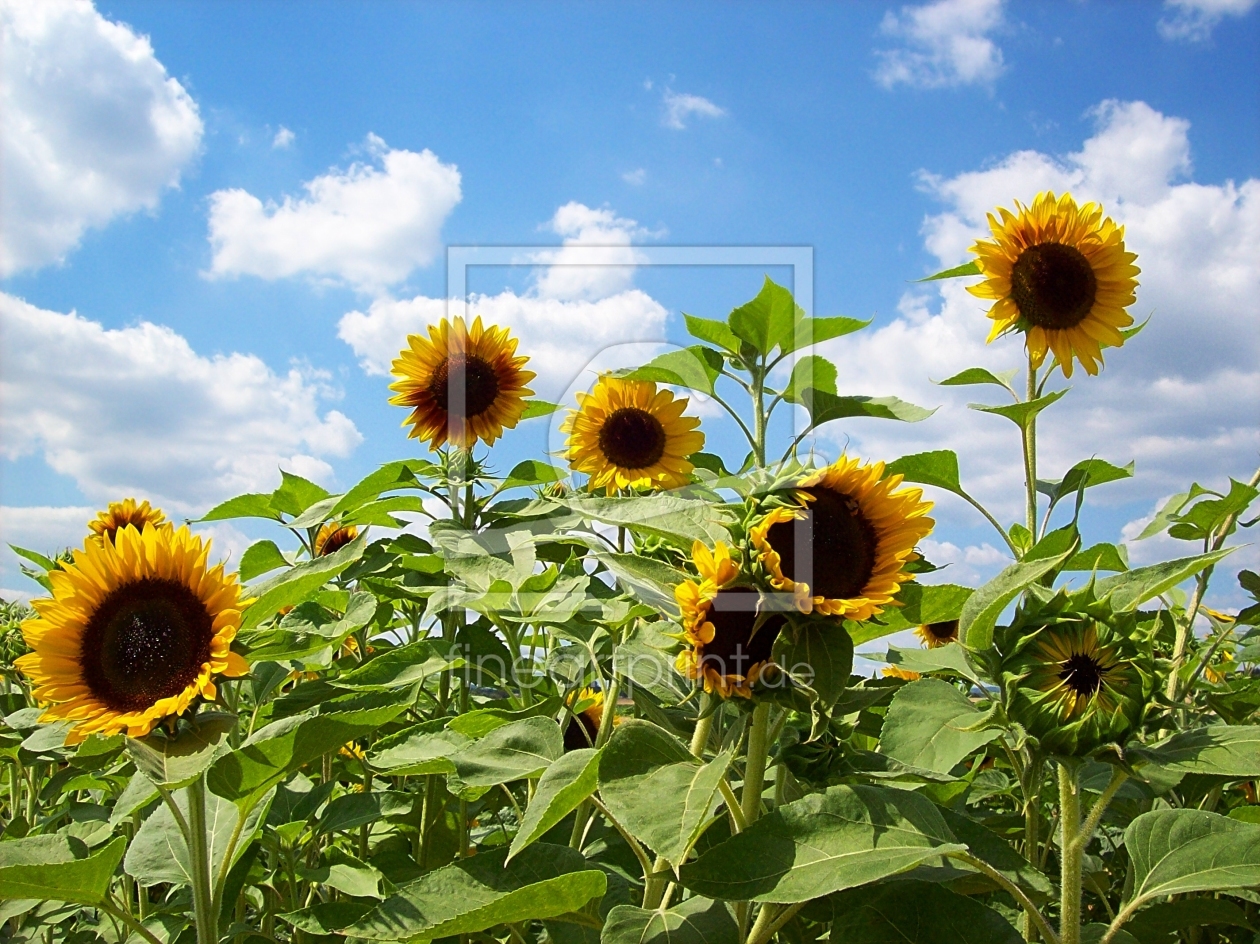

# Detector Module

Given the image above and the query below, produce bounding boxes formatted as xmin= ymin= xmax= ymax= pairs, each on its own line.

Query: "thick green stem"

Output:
xmin=741 ymin=702 xmax=772 ymax=826
xmin=1058 ymin=763 xmax=1083 ymax=944
xmin=186 ymin=777 xmax=218 ymax=944
xmin=750 ymin=367 xmax=767 ymax=467
xmin=1024 ymin=356 xmax=1040 ymax=540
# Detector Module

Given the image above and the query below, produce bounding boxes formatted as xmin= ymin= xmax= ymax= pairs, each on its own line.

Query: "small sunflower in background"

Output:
xmin=389 ymin=316 xmax=535 ymax=451
xmin=882 ymin=665 xmax=921 ymax=681
xmin=676 ymin=541 xmax=786 ymax=699
xmin=750 ymin=456 xmax=934 ymax=621
xmin=968 ymin=191 xmax=1139 ymax=379
xmin=88 ymin=499 xmax=167 ymax=545
xmin=915 ymin=620 xmax=960 ymax=649
xmin=15 ymin=523 xmax=249 ymax=743
xmin=563 ymin=687 xmax=606 ymax=751
xmin=562 ymin=375 xmax=704 ymax=495
xmin=315 ymin=521 xmax=358 ymax=556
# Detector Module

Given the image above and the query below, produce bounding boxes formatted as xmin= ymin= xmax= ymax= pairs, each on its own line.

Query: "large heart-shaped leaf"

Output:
xmin=878 ymin=679 xmax=1000 ymax=774
xmin=0 ymin=834 xmax=126 ymax=904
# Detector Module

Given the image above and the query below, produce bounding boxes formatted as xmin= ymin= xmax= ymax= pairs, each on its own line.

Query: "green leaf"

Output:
xmin=508 ymin=748 xmax=601 ymax=861
xmin=1124 ymin=809 xmax=1260 ymax=910
xmin=502 ymin=460 xmax=565 ymax=491
xmin=599 ymin=720 xmax=732 ymax=866
xmin=8 ymin=544 xmax=59 ymax=573
xmin=0 ymin=834 xmax=126 ymax=904
xmin=447 ymin=699 xmax=561 ymax=739
xmin=879 ymin=679 xmax=1000 ymax=773
xmin=288 ymin=495 xmax=342 ymax=529
xmin=621 ymin=346 xmax=725 ymax=396
xmin=125 ymin=787 xmax=271 ymax=887
xmin=796 ymin=389 xmax=935 ymax=429
xmin=960 ymin=551 xmax=1071 ymax=649
xmin=1135 ymin=491 xmax=1192 ymax=541
xmin=269 ymin=471 xmax=331 ymax=517
xmin=935 ymin=367 xmax=1019 ymax=390
xmin=678 ymin=784 xmax=965 ymax=903
xmin=344 ymin=844 xmax=606 ymax=942
xmin=208 ymin=701 xmax=407 ymax=802
xmin=884 ymin=643 xmax=984 ymax=687
xmin=240 ymin=540 xmax=289 ymax=582
xmin=299 ymin=857 xmax=386 ymax=899
xmin=884 ymin=450 xmax=964 ymax=497
xmin=198 ymin=493 xmax=282 ymax=523
xmin=1125 ymin=898 xmax=1253 ymax=942
xmin=1134 ymin=725 xmax=1260 ymax=778
xmin=332 ymin=641 xmax=462 ymax=691
xmin=936 ymin=807 xmax=1053 ymax=901
xmin=774 ymin=621 xmax=853 ymax=711
xmin=602 ymin=898 xmax=738 ymax=944
xmin=917 ymin=261 xmax=981 ymax=281
xmin=601 ymin=552 xmax=687 ymax=610
xmin=318 ymin=791 xmax=413 ymax=834
xmin=683 ymin=313 xmax=741 ymax=353
xmin=1094 ymin=548 xmax=1236 ymax=612
xmin=561 ymin=495 xmax=732 ymax=548
xmin=332 ymin=460 xmax=436 ymax=517
xmin=1063 ymin=543 xmax=1128 ymax=573
xmin=241 ymin=533 xmax=367 ymax=629
xmin=786 ymin=315 xmax=871 ymax=354
xmin=785 ymin=355 xmax=837 ymax=400
xmin=1037 ymin=458 xmax=1134 ymax=507
xmin=522 ymin=399 xmax=562 ymax=419
xmin=369 ymin=720 xmax=469 ymax=776
xmin=848 ymin=583 xmax=974 ymax=643
xmin=450 ymin=716 xmax=564 ymax=788
xmin=970 ymin=388 xmax=1068 ymax=430
xmin=828 ymin=879 xmax=1022 ymax=943
xmin=280 ymin=901 xmax=375 ymax=935
xmin=125 ymin=714 xmax=237 ymax=789
xmin=728 ymin=276 xmax=798 ymax=356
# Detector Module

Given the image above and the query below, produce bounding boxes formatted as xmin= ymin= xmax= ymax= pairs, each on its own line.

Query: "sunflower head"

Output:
xmin=967 ymin=191 xmax=1139 ymax=379
xmin=562 ymin=375 xmax=705 ymax=495
xmin=998 ymin=586 xmax=1154 ymax=757
xmin=882 ymin=665 xmax=922 ymax=681
xmin=14 ymin=523 xmax=249 ymax=744
xmin=915 ymin=620 xmax=960 ymax=649
xmin=315 ymin=521 xmax=358 ymax=557
xmin=563 ymin=686 xmax=606 ymax=751
xmin=749 ymin=456 xmax=934 ymax=621
xmin=675 ymin=541 xmax=787 ymax=699
xmin=88 ymin=499 xmax=168 ymax=545
xmin=388 ymin=316 xmax=536 ymax=451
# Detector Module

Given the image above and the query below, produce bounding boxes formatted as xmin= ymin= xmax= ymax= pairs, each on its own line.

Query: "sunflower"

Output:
xmin=315 ymin=521 xmax=358 ymax=557
xmin=882 ymin=665 xmax=922 ymax=681
xmin=562 ymin=375 xmax=705 ymax=495
xmin=14 ymin=524 xmax=248 ymax=744
xmin=967 ymin=191 xmax=1140 ymax=379
xmin=750 ymin=456 xmax=934 ymax=621
xmin=389 ymin=316 xmax=536 ymax=451
xmin=563 ymin=687 xmax=606 ymax=751
xmin=88 ymin=499 xmax=167 ymax=545
xmin=675 ymin=541 xmax=786 ymax=699
xmin=915 ymin=620 xmax=959 ymax=649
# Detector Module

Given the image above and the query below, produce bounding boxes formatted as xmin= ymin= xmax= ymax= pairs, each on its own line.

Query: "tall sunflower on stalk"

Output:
xmin=16 ymin=522 xmax=248 ymax=744
xmin=88 ymin=498 xmax=168 ymax=545
xmin=750 ymin=455 xmax=934 ymax=620
xmin=676 ymin=541 xmax=787 ymax=699
xmin=968 ymin=190 xmax=1139 ymax=379
xmin=389 ymin=315 xmax=536 ymax=451
xmin=563 ymin=374 xmax=705 ymax=495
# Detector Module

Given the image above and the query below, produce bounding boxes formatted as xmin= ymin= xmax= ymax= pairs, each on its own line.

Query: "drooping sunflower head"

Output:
xmin=675 ymin=542 xmax=786 ymax=699
xmin=562 ymin=375 xmax=705 ymax=495
xmin=998 ymin=586 xmax=1153 ymax=757
xmin=915 ymin=620 xmax=960 ymax=649
xmin=967 ymin=191 xmax=1140 ymax=379
xmin=14 ymin=524 xmax=249 ymax=744
xmin=388 ymin=316 xmax=536 ymax=451
xmin=88 ymin=499 xmax=168 ymax=546
xmin=750 ymin=456 xmax=934 ymax=621
xmin=315 ymin=521 xmax=358 ymax=557
xmin=563 ymin=686 xmax=606 ymax=751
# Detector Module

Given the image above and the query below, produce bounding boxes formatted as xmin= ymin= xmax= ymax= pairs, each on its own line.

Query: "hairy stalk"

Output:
xmin=741 ymin=702 xmax=771 ymax=826
xmin=186 ymin=777 xmax=217 ymax=944
xmin=1058 ymin=763 xmax=1083 ymax=944
xmin=1024 ymin=355 xmax=1040 ymax=540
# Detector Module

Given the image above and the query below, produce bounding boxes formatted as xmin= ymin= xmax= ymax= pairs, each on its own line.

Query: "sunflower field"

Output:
xmin=4 ymin=192 xmax=1260 ymax=944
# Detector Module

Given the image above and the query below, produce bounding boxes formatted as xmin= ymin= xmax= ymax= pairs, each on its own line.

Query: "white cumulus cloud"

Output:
xmin=0 ymin=292 xmax=363 ymax=515
xmin=205 ymin=134 xmax=461 ymax=292
xmin=813 ymin=99 xmax=1260 ymax=540
xmin=1158 ymin=0 xmax=1258 ymax=41
xmin=338 ymin=202 xmax=669 ymax=402
xmin=874 ymin=0 xmax=1006 ymax=89
xmin=662 ymin=90 xmax=726 ymax=130
xmin=0 ymin=0 xmax=203 ymax=276
xmin=272 ymin=126 xmax=295 ymax=149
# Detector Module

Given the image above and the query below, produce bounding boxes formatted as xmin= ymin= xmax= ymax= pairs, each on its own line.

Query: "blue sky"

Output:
xmin=2 ymin=0 xmax=1258 ymax=614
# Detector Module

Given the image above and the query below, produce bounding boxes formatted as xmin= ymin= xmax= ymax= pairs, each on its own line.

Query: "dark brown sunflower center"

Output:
xmin=317 ymin=526 xmax=355 ymax=557
xmin=924 ymin=620 xmax=959 ymax=642
xmin=598 ymin=407 xmax=666 ymax=469
xmin=563 ymin=705 xmax=602 ymax=751
xmin=429 ymin=354 xmax=501 ymax=418
xmin=699 ymin=588 xmax=785 ymax=679
xmin=1059 ymin=652 xmax=1105 ymax=697
xmin=1010 ymin=242 xmax=1097 ymax=330
xmin=80 ymin=578 xmax=214 ymax=712
xmin=765 ymin=488 xmax=878 ymax=601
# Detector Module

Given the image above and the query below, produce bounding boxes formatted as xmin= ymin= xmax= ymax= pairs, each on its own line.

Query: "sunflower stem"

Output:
xmin=741 ymin=702 xmax=772 ymax=826
xmin=186 ymin=776 xmax=218 ymax=944
xmin=1057 ymin=763 xmax=1083 ymax=944
xmin=1024 ymin=354 xmax=1040 ymax=541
